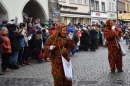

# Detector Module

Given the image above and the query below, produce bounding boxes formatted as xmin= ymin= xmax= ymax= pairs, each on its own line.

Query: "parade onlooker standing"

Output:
xmin=81 ymin=26 xmax=90 ymax=51
xmin=95 ymin=26 xmax=100 ymax=49
xmin=49 ymin=23 xmax=56 ymax=36
xmin=0 ymin=31 xmax=4 ymax=75
xmin=0 ymin=19 xmax=8 ymax=30
xmin=8 ymin=24 xmax=24 ymax=69
xmin=89 ymin=26 xmax=98 ymax=51
xmin=43 ymin=24 xmax=75 ymax=86
xmin=18 ymin=27 xmax=25 ymax=66
xmin=71 ymin=25 xmax=78 ymax=54
xmin=34 ymin=31 xmax=43 ymax=63
xmin=0 ymin=27 xmax=12 ymax=72
xmin=22 ymin=23 xmax=31 ymax=65
xmin=104 ymin=19 xmax=124 ymax=73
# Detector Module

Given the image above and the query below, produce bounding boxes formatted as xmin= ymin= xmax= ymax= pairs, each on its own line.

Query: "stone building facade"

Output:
xmin=0 ymin=0 xmax=49 ymax=23
xmin=58 ymin=0 xmax=91 ymax=25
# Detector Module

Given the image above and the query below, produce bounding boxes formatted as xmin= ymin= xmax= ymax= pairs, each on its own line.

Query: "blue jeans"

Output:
xmin=69 ymin=45 xmax=77 ymax=55
xmin=126 ymin=38 xmax=129 ymax=44
xmin=10 ymin=51 xmax=19 ymax=65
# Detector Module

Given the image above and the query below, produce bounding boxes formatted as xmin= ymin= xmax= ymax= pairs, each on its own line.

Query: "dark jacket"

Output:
xmin=82 ymin=29 xmax=90 ymax=44
xmin=0 ymin=34 xmax=4 ymax=53
xmin=89 ymin=30 xmax=98 ymax=40
xmin=73 ymin=29 xmax=79 ymax=45
xmin=9 ymin=31 xmax=24 ymax=51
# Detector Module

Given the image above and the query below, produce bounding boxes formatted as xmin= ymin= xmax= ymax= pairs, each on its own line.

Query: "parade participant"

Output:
xmin=104 ymin=19 xmax=124 ymax=73
xmin=42 ymin=24 xmax=75 ymax=86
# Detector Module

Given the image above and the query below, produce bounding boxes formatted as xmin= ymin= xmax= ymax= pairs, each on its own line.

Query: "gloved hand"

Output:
xmin=111 ymin=25 xmax=115 ymax=31
xmin=50 ymin=45 xmax=56 ymax=50
xmin=68 ymin=32 xmax=74 ymax=40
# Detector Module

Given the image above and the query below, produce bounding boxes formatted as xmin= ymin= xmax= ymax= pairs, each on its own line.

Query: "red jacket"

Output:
xmin=0 ymin=32 xmax=12 ymax=53
xmin=49 ymin=27 xmax=56 ymax=35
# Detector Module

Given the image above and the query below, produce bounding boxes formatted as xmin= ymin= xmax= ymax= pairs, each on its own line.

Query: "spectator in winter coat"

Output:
xmin=0 ymin=32 xmax=4 ymax=75
xmin=0 ymin=33 xmax=4 ymax=54
xmin=0 ymin=19 xmax=8 ymax=30
xmin=49 ymin=23 xmax=56 ymax=35
xmin=67 ymin=23 xmax=74 ymax=33
xmin=69 ymin=25 xmax=78 ymax=55
xmin=81 ymin=26 xmax=90 ymax=51
xmin=8 ymin=24 xmax=24 ymax=69
xmin=22 ymin=23 xmax=31 ymax=65
xmin=89 ymin=26 xmax=98 ymax=51
xmin=34 ymin=31 xmax=43 ymax=63
xmin=0 ymin=27 xmax=12 ymax=72
xmin=18 ymin=28 xmax=25 ymax=66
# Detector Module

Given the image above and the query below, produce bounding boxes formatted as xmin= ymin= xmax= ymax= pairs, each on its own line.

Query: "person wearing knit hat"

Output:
xmin=0 ymin=19 xmax=9 ymax=30
xmin=7 ymin=24 xmax=17 ymax=32
xmin=42 ymin=23 xmax=74 ymax=86
xmin=104 ymin=19 xmax=124 ymax=73
xmin=8 ymin=24 xmax=24 ymax=69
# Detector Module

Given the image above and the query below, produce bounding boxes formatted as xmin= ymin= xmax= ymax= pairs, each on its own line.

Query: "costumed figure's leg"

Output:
xmin=108 ymin=46 xmax=116 ymax=72
xmin=63 ymin=78 xmax=72 ymax=86
xmin=52 ymin=63 xmax=64 ymax=86
xmin=115 ymin=48 xmax=123 ymax=71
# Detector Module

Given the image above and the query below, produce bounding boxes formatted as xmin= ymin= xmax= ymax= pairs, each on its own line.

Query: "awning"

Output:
xmin=60 ymin=13 xmax=91 ymax=18
xmin=122 ymin=20 xmax=130 ymax=22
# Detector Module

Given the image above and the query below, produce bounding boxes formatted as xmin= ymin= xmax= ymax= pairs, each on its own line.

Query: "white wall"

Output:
xmin=1 ymin=0 xmax=49 ymax=23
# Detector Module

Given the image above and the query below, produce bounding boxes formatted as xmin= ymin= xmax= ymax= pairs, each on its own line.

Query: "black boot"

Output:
xmin=8 ymin=64 xmax=13 ymax=69
xmin=13 ymin=65 xmax=20 ymax=69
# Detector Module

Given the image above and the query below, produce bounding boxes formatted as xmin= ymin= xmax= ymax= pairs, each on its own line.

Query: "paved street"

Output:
xmin=0 ymin=40 xmax=130 ymax=86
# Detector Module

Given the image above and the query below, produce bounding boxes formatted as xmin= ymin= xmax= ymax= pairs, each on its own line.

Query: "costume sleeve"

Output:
xmin=65 ymin=39 xmax=75 ymax=50
xmin=104 ymin=28 xmax=115 ymax=41
xmin=42 ymin=35 xmax=55 ymax=58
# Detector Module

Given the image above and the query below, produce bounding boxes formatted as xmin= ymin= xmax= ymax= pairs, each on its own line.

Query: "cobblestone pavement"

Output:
xmin=0 ymin=41 xmax=130 ymax=86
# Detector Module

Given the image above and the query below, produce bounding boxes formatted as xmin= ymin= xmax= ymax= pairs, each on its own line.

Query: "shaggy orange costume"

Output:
xmin=43 ymin=24 xmax=74 ymax=86
xmin=104 ymin=20 xmax=124 ymax=73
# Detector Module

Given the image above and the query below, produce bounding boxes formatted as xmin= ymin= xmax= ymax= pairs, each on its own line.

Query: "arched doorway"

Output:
xmin=0 ymin=3 xmax=8 ymax=23
xmin=22 ymin=0 xmax=46 ymax=23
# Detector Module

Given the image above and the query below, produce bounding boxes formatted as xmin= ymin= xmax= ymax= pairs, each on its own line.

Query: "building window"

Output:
xmin=77 ymin=0 xmax=82 ymax=4
xmin=123 ymin=3 xmax=125 ymax=11
xmin=109 ymin=2 xmax=111 ymax=11
xmin=109 ymin=2 xmax=115 ymax=11
xmin=101 ymin=2 xmax=105 ymax=12
xmin=127 ymin=4 xmax=129 ymax=12
xmin=112 ymin=3 xmax=114 ymax=11
xmin=84 ymin=0 xmax=88 ymax=5
xmin=91 ymin=0 xmax=94 ymax=11
xmin=95 ymin=1 xmax=99 ymax=11
xmin=70 ymin=0 xmax=75 ymax=3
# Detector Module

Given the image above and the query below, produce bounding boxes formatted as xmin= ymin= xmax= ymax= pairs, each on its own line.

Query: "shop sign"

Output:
xmin=110 ymin=14 xmax=115 ymax=17
xmin=54 ymin=10 xmax=60 ymax=14
xmin=96 ymin=12 xmax=100 ymax=16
